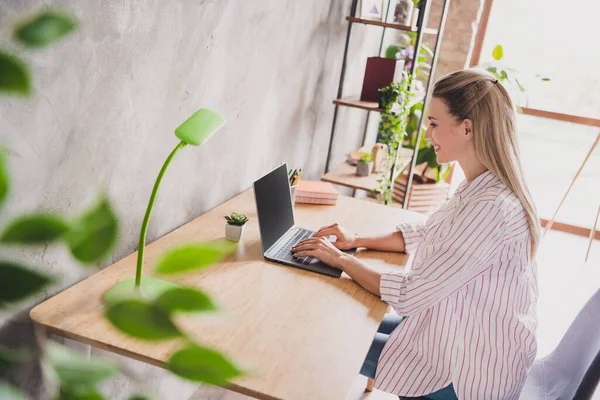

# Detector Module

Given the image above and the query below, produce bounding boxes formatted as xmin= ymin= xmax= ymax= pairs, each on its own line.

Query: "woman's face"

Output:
xmin=424 ymin=97 xmax=472 ymax=164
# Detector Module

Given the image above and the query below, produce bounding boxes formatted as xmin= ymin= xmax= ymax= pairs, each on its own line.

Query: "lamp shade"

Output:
xmin=174 ymin=108 xmax=226 ymax=146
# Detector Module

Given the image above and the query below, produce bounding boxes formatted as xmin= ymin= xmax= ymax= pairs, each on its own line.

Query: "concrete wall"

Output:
xmin=0 ymin=0 xmax=381 ymax=398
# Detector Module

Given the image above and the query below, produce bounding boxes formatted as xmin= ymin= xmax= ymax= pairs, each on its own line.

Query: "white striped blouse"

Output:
xmin=377 ymin=171 xmax=538 ymax=399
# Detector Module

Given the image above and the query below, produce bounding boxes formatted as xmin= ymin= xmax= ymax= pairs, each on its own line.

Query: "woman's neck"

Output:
xmin=459 ymin=157 xmax=488 ymax=182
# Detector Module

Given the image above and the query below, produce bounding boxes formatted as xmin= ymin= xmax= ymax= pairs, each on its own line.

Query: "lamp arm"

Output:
xmin=135 ymin=140 xmax=187 ymax=287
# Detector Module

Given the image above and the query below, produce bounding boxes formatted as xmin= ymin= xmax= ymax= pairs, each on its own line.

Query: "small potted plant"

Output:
xmin=356 ymin=153 xmax=374 ymax=177
xmin=225 ymin=212 xmax=248 ymax=242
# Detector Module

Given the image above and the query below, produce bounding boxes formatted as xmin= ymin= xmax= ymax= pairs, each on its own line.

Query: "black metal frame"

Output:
xmin=323 ymin=0 xmax=451 ymax=209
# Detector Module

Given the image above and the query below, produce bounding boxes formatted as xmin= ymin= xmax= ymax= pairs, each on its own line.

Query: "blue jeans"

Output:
xmin=360 ymin=313 xmax=458 ymax=400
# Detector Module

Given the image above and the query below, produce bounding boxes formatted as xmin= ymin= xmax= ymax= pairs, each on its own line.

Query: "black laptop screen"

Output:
xmin=254 ymin=164 xmax=295 ymax=252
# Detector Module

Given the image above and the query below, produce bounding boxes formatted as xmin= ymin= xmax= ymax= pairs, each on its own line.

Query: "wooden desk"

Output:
xmin=30 ymin=190 xmax=424 ymax=400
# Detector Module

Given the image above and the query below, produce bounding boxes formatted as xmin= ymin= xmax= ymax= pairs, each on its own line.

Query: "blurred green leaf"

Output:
xmin=155 ymin=241 xmax=236 ymax=275
xmin=500 ymin=70 xmax=510 ymax=83
xmin=0 ymin=150 xmax=8 ymax=206
xmin=0 ymin=261 xmax=53 ymax=307
xmin=486 ymin=66 xmax=497 ymax=74
xmin=14 ymin=11 xmax=76 ymax=48
xmin=1 ymin=214 xmax=70 ymax=244
xmin=0 ymin=51 xmax=30 ymax=95
xmin=515 ymin=78 xmax=526 ymax=92
xmin=155 ymin=287 xmax=217 ymax=314
xmin=385 ymin=44 xmax=402 ymax=59
xmin=0 ymin=383 xmax=30 ymax=400
xmin=105 ymin=299 xmax=181 ymax=341
xmin=128 ymin=396 xmax=152 ymax=400
xmin=492 ymin=44 xmax=503 ymax=61
xmin=166 ymin=344 xmax=244 ymax=385
xmin=66 ymin=197 xmax=118 ymax=263
xmin=47 ymin=342 xmax=117 ymax=388
xmin=535 ymin=73 xmax=550 ymax=81
xmin=0 ymin=346 xmax=31 ymax=374
xmin=55 ymin=386 xmax=105 ymax=400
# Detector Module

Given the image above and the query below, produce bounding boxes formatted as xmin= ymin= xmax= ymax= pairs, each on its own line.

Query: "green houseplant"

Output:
xmin=104 ymin=108 xmax=227 ymax=303
xmin=375 ymin=75 xmax=413 ymax=204
xmin=225 ymin=212 xmax=248 ymax=242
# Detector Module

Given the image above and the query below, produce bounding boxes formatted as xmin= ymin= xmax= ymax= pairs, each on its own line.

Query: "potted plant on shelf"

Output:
xmin=356 ymin=153 xmax=374 ymax=177
xmin=225 ymin=212 xmax=248 ymax=242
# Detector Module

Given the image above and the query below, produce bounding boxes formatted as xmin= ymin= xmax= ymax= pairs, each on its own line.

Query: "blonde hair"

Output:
xmin=432 ymin=69 xmax=540 ymax=258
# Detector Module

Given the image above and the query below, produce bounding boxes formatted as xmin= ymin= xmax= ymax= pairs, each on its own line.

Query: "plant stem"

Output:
xmin=135 ymin=141 xmax=187 ymax=287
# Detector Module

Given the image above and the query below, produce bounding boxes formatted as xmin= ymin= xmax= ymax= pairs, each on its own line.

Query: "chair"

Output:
xmin=520 ymin=288 xmax=600 ymax=399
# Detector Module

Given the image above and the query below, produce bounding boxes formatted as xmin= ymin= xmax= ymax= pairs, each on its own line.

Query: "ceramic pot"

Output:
xmin=356 ymin=162 xmax=373 ymax=177
xmin=225 ymin=223 xmax=246 ymax=241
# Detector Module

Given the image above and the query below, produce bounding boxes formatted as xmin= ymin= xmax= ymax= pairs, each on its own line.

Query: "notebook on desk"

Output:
xmin=296 ymin=180 xmax=339 ymax=205
xmin=253 ymin=164 xmax=354 ymax=278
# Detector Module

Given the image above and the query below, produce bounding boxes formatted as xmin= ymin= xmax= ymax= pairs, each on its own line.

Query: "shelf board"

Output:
xmin=333 ymin=98 xmax=382 ymax=113
xmin=333 ymin=90 xmax=425 ymax=113
xmin=347 ymin=16 xmax=438 ymax=35
xmin=321 ymin=148 xmax=414 ymax=193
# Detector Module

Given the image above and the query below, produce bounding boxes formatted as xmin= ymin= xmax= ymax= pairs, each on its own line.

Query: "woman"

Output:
xmin=292 ymin=69 xmax=539 ymax=399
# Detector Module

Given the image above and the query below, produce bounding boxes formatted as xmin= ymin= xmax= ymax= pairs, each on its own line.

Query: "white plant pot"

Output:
xmin=225 ymin=223 xmax=246 ymax=242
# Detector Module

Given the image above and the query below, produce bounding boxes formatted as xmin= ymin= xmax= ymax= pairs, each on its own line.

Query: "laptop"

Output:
xmin=253 ymin=164 xmax=354 ymax=278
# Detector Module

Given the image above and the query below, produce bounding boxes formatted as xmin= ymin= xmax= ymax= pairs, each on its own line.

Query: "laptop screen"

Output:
xmin=254 ymin=164 xmax=295 ymax=252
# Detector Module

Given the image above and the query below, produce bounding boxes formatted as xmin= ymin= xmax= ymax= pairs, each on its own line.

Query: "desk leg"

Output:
xmin=33 ymin=323 xmax=59 ymax=396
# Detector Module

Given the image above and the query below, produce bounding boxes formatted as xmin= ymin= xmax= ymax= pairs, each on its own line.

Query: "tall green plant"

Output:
xmin=375 ymin=75 xmax=413 ymax=205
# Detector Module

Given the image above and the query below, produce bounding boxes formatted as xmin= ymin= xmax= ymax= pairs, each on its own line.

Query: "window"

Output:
xmin=473 ymin=0 xmax=600 ymax=230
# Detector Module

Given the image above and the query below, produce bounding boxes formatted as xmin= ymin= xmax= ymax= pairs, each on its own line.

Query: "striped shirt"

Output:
xmin=377 ymin=171 xmax=538 ymax=399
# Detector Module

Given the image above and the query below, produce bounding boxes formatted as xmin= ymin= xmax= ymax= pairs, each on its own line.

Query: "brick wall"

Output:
xmin=425 ymin=0 xmax=485 ymax=82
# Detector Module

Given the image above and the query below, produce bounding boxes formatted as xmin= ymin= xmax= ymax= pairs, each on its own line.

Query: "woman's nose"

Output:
xmin=424 ymin=126 xmax=432 ymax=141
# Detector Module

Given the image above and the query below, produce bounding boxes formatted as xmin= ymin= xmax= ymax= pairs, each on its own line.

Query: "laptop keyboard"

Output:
xmin=272 ymin=228 xmax=315 ymax=265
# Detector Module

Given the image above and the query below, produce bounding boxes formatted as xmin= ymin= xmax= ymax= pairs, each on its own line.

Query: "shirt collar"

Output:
xmin=455 ymin=170 xmax=496 ymax=197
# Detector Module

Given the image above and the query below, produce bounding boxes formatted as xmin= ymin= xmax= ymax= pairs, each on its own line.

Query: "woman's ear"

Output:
xmin=463 ymin=119 xmax=474 ymax=140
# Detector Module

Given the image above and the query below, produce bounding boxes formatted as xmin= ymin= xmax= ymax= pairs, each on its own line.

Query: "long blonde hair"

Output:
xmin=432 ymin=69 xmax=540 ymax=258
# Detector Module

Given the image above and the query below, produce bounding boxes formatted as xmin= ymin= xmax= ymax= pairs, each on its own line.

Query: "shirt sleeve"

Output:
xmin=397 ymin=220 xmax=427 ymax=254
xmin=381 ymin=200 xmax=506 ymax=316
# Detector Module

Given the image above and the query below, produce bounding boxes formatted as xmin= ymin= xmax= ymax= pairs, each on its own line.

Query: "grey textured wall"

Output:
xmin=0 ymin=0 xmax=382 ymax=398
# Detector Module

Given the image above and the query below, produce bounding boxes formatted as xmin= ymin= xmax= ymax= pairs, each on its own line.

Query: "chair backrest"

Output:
xmin=541 ymin=288 xmax=600 ymax=399
xmin=574 ymin=348 xmax=600 ymax=399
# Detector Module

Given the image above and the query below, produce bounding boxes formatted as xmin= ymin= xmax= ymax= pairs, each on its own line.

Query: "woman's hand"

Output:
xmin=291 ymin=236 xmax=349 ymax=270
xmin=313 ymin=223 xmax=357 ymax=250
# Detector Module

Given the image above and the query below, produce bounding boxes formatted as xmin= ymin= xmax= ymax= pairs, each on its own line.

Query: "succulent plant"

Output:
xmin=225 ymin=212 xmax=248 ymax=226
xmin=359 ymin=153 xmax=373 ymax=163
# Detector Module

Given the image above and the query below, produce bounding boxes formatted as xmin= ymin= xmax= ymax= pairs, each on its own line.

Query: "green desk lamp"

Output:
xmin=103 ymin=108 xmax=226 ymax=304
